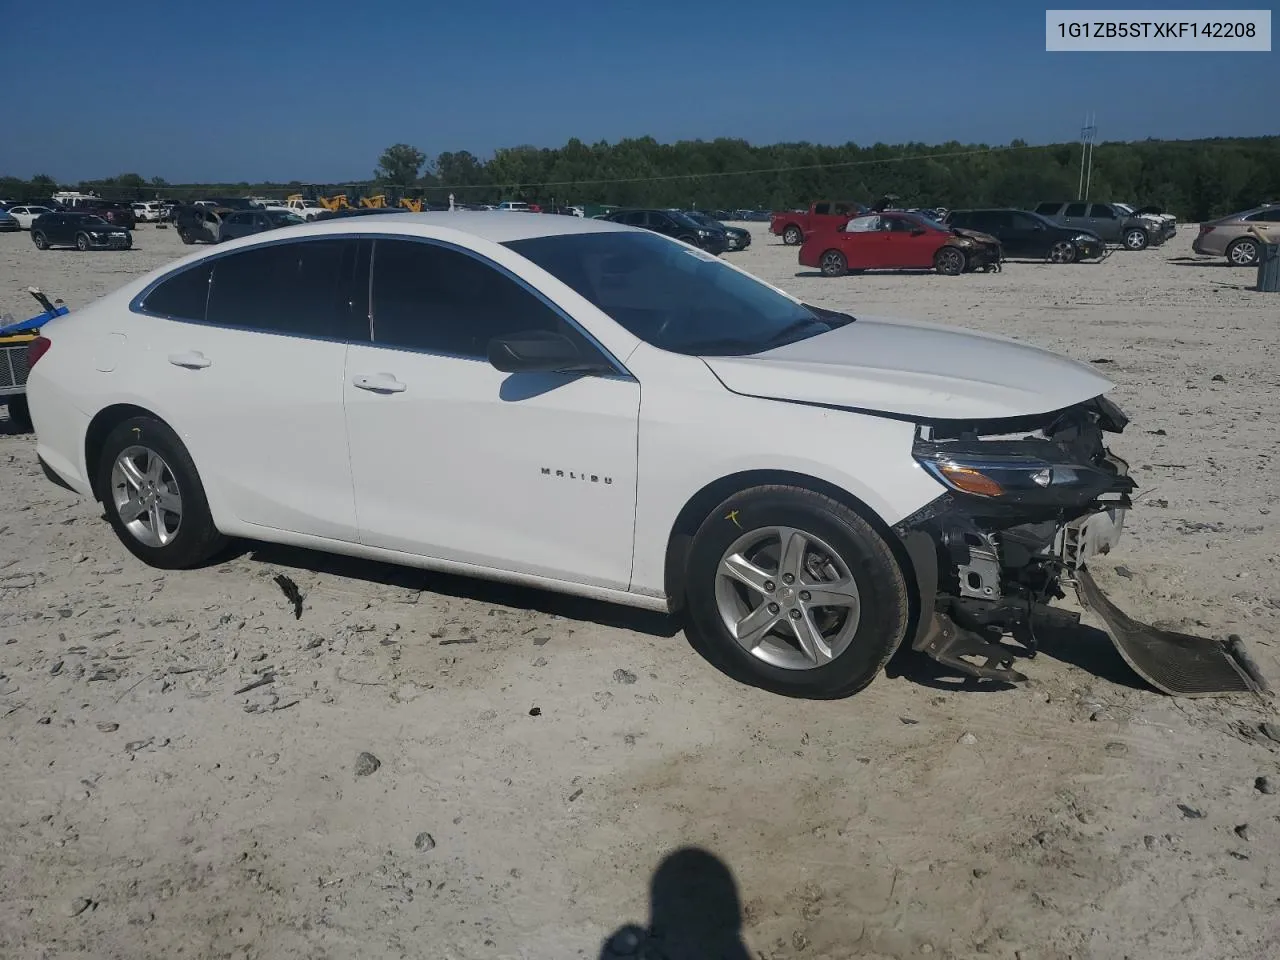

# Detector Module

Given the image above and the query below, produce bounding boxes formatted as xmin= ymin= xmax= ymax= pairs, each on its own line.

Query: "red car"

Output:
xmin=799 ymin=211 xmax=1001 ymax=276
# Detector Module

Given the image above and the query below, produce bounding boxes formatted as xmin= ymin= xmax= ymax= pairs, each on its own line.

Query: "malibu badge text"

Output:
xmin=541 ymin=468 xmax=612 ymax=485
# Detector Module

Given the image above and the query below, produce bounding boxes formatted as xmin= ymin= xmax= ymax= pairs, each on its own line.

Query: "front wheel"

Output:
xmin=76 ymin=233 xmax=90 ymax=251
xmin=1227 ymin=237 xmax=1260 ymax=267
xmin=819 ymin=249 xmax=848 ymax=277
xmin=97 ymin=416 xmax=227 ymax=569
xmin=1047 ymin=240 xmax=1077 ymax=264
xmin=934 ymin=246 xmax=966 ymax=275
xmin=32 ymin=230 xmax=49 ymax=250
xmin=782 ymin=225 xmax=803 ymax=245
xmin=179 ymin=229 xmax=195 ymax=244
xmin=684 ymin=485 xmax=909 ymax=698
xmin=1123 ymin=228 xmax=1148 ymax=251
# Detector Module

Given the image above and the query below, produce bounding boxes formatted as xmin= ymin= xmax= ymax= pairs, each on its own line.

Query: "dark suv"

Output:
xmin=81 ymin=201 xmax=137 ymax=230
xmin=1033 ymin=201 xmax=1160 ymax=251
xmin=601 ymin=209 xmax=728 ymax=254
xmin=944 ymin=209 xmax=1104 ymax=263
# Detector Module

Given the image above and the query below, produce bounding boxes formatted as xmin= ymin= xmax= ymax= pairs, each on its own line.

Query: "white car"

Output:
xmin=496 ymin=201 xmax=531 ymax=212
xmin=7 ymin=205 xmax=54 ymax=229
xmin=25 ymin=214 xmax=1183 ymax=698
xmin=131 ymin=202 xmax=163 ymax=222
xmin=286 ymin=198 xmax=329 ymax=220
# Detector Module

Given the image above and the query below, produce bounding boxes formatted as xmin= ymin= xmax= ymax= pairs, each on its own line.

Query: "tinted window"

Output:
xmin=506 ymin=231 xmax=852 ymax=357
xmin=141 ymin=263 xmax=213 ymax=320
xmin=1064 ymin=203 xmax=1087 ymax=217
xmin=1035 ymin=202 xmax=1062 ymax=215
xmin=813 ymin=203 xmax=831 ymax=215
xmin=1245 ymin=208 xmax=1280 ymax=222
xmin=226 ymin=212 xmax=251 ymax=224
xmin=1011 ymin=212 xmax=1047 ymax=229
xmin=616 ymin=211 xmax=646 ymax=226
xmin=1088 ymin=204 xmax=1116 ymax=219
xmin=370 ymin=239 xmax=584 ymax=360
xmin=206 ymin=239 xmax=349 ymax=338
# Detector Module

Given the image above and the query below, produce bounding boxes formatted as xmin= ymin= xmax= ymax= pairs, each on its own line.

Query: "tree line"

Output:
xmin=3 ymin=135 xmax=1277 ymax=221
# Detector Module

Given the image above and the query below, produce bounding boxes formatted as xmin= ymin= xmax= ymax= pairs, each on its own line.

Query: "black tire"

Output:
xmin=1047 ymin=240 xmax=1077 ymax=264
xmin=1226 ymin=237 xmax=1260 ymax=267
xmin=179 ymin=229 xmax=195 ymax=244
xmin=782 ymin=225 xmax=803 ymax=246
xmin=1123 ymin=228 xmax=1148 ymax=251
xmin=934 ymin=246 xmax=966 ymax=275
xmin=32 ymin=230 xmax=49 ymax=250
xmin=684 ymin=485 xmax=909 ymax=699
xmin=5 ymin=395 xmax=31 ymax=432
xmin=819 ymin=249 xmax=847 ymax=277
xmin=677 ymin=234 xmax=697 ymax=245
xmin=76 ymin=233 xmax=90 ymax=251
xmin=96 ymin=416 xmax=227 ymax=569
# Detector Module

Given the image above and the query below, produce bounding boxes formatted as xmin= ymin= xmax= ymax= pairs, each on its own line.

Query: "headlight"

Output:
xmin=1073 ymin=234 xmax=1094 ymax=243
xmin=913 ymin=442 xmax=1134 ymax=505
xmin=697 ymin=229 xmax=710 ymax=237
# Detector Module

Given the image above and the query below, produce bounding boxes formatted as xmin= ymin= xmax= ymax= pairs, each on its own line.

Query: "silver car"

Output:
xmin=1192 ymin=204 xmax=1280 ymax=266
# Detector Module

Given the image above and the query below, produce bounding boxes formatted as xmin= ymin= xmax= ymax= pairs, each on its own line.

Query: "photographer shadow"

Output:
xmin=600 ymin=847 xmax=751 ymax=960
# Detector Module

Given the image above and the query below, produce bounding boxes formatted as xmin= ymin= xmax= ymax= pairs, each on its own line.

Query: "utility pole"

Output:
xmin=1077 ymin=113 xmax=1097 ymax=201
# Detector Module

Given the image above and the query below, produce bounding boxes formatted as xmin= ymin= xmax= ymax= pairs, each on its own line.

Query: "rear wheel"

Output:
xmin=76 ymin=233 xmax=90 ymax=251
xmin=684 ymin=485 xmax=909 ymax=698
xmin=934 ymin=246 xmax=966 ymax=275
xmin=819 ymin=249 xmax=848 ymax=277
xmin=782 ymin=225 xmax=803 ymax=245
xmin=32 ymin=230 xmax=49 ymax=250
xmin=97 ymin=416 xmax=227 ymax=569
xmin=179 ymin=229 xmax=195 ymax=244
xmin=1123 ymin=228 xmax=1148 ymax=251
xmin=1227 ymin=237 xmax=1260 ymax=266
xmin=1047 ymin=240 xmax=1077 ymax=264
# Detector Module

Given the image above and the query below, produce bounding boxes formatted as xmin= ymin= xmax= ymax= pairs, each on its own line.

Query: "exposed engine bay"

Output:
xmin=894 ymin=397 xmax=1266 ymax=696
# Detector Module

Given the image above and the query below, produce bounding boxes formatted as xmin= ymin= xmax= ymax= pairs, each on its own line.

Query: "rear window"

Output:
xmin=141 ymin=264 xmax=213 ymax=321
xmin=1245 ymin=208 xmax=1280 ymax=222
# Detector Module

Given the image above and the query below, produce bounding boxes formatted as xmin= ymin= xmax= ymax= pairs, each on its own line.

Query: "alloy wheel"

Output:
xmin=110 ymin=445 xmax=183 ymax=548
xmin=714 ymin=526 xmax=862 ymax=670
xmin=1229 ymin=240 xmax=1259 ymax=266
xmin=820 ymin=250 xmax=846 ymax=276
xmin=936 ymin=247 xmax=965 ymax=274
xmin=1048 ymin=240 xmax=1076 ymax=264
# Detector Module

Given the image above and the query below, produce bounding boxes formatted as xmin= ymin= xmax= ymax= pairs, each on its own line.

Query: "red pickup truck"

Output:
xmin=770 ymin=201 xmax=869 ymax=245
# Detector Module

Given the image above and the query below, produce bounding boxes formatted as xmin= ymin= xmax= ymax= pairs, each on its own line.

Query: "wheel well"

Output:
xmin=662 ymin=470 xmax=917 ymax=615
xmin=84 ymin=404 xmax=163 ymax=500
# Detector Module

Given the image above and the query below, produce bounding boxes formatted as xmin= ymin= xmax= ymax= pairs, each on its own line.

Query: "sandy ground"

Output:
xmin=1 ymin=221 xmax=1278 ymax=960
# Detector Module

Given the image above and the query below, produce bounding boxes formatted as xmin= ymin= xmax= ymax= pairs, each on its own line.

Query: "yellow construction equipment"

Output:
xmin=360 ymin=195 xmax=387 ymax=209
xmin=318 ymin=194 xmax=349 ymax=211
xmin=399 ymin=197 xmax=423 ymax=213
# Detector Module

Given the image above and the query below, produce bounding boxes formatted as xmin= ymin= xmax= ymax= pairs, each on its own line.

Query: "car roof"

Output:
xmin=236 ymin=211 xmax=635 ymax=243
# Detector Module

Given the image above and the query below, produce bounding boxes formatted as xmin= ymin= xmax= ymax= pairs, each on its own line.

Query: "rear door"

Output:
xmin=837 ymin=215 xmax=889 ymax=268
xmin=132 ymin=238 xmax=363 ymax=540
xmin=1060 ymin=202 xmax=1089 ymax=236
xmin=1007 ymin=211 xmax=1051 ymax=257
xmin=1085 ymin=204 xmax=1120 ymax=242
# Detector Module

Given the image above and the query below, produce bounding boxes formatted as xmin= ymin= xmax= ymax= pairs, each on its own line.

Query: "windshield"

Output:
xmin=506 ymin=231 xmax=852 ymax=356
xmin=1113 ymin=203 xmax=1135 ymax=214
xmin=268 ymin=211 xmax=304 ymax=225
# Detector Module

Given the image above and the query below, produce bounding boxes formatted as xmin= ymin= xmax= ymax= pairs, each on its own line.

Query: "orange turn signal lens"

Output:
xmin=937 ymin=463 xmax=1005 ymax=498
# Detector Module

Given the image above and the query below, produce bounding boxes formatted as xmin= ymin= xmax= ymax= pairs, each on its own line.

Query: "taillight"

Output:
xmin=27 ymin=336 xmax=51 ymax=368
xmin=1198 ymin=225 xmax=1214 ymax=235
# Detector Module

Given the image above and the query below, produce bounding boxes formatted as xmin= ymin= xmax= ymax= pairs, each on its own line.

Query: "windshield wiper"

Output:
xmin=801 ymin=303 xmax=856 ymax=326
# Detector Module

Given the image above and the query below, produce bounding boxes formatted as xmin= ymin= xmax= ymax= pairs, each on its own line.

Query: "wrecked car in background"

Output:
xmin=23 ymin=214 xmax=1264 ymax=700
xmin=800 ymin=211 xmax=1002 ymax=276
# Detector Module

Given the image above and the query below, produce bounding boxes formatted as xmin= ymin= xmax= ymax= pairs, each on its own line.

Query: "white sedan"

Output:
xmin=7 ymin=205 xmax=54 ymax=229
xmin=26 ymin=214 xmax=1142 ymax=697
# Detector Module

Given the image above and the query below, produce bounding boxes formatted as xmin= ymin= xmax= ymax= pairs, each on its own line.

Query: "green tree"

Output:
xmin=376 ymin=144 xmax=426 ymax=186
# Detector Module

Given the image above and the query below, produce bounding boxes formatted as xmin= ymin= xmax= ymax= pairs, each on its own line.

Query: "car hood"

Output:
xmin=701 ymin=315 xmax=1113 ymax=420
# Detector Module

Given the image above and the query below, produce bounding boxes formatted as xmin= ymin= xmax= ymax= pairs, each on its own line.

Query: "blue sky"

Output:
xmin=1 ymin=0 xmax=1274 ymax=182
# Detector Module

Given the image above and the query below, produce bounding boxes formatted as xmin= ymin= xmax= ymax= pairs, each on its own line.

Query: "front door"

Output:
xmin=134 ymin=238 xmax=363 ymax=540
xmin=343 ymin=238 xmax=640 ymax=589
xmin=1086 ymin=204 xmax=1121 ymax=242
xmin=881 ymin=216 xmax=937 ymax=268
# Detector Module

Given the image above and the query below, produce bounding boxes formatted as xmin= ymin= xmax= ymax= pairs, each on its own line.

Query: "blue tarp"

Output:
xmin=0 ymin=305 xmax=69 ymax=337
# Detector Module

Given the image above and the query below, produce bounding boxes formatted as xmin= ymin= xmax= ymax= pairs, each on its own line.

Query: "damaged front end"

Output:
xmin=894 ymin=396 xmax=1267 ymax=696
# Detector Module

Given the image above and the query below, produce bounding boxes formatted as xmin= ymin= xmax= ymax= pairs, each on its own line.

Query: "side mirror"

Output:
xmin=488 ymin=330 xmax=594 ymax=374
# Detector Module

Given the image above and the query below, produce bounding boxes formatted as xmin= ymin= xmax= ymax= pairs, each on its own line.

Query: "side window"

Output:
xmin=813 ymin=202 xmax=831 ymax=215
xmin=1035 ymin=202 xmax=1062 ymax=216
xmin=833 ymin=203 xmax=855 ymax=216
xmin=1063 ymin=203 xmax=1087 ymax=217
xmin=843 ymin=215 xmax=880 ymax=232
xmin=205 ymin=239 xmax=350 ymax=338
xmin=1011 ymin=212 xmax=1043 ymax=229
xmin=647 ymin=213 xmax=673 ymax=229
xmin=1088 ymin=204 xmax=1116 ymax=219
xmin=370 ymin=239 xmax=585 ymax=360
xmin=618 ymin=211 xmax=646 ymax=226
xmin=140 ymin=263 xmax=213 ymax=321
xmin=1245 ymin=209 xmax=1280 ymax=222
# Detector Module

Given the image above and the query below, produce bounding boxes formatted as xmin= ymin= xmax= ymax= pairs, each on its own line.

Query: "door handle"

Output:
xmin=352 ymin=373 xmax=407 ymax=394
xmin=168 ymin=351 xmax=211 ymax=369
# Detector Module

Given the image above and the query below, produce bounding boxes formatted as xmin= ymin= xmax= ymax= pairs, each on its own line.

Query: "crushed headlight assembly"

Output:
xmin=913 ymin=442 xmax=1134 ymax=507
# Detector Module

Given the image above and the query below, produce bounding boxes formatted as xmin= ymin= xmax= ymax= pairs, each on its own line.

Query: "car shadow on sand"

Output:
xmin=234 ymin=540 xmax=681 ymax=639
